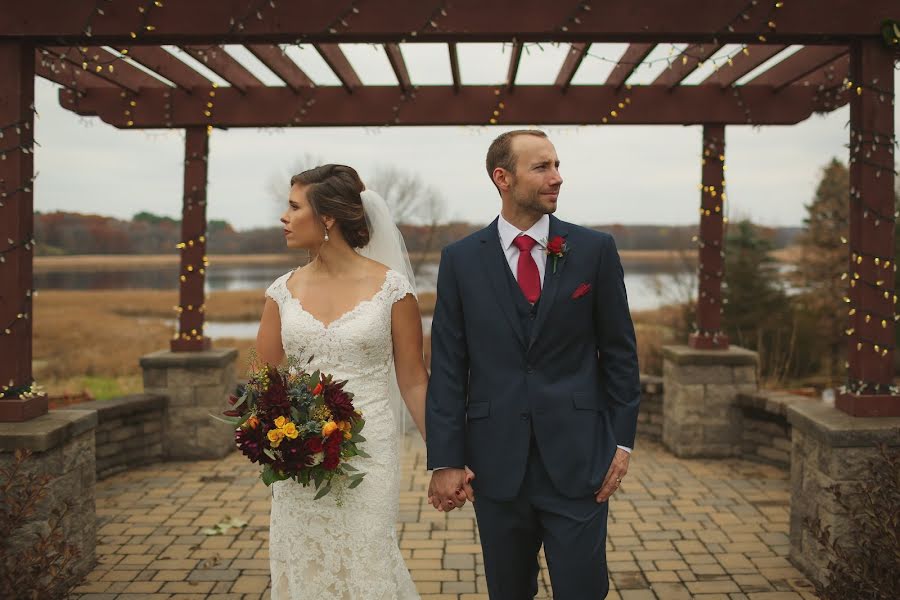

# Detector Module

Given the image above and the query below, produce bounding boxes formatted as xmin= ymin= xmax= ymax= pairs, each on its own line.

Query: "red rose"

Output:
xmin=547 ymin=235 xmax=565 ymax=255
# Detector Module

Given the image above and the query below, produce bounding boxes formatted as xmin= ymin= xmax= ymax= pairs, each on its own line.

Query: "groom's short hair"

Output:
xmin=486 ymin=129 xmax=548 ymax=185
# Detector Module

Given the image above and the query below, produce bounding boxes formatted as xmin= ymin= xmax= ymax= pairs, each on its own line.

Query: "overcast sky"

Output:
xmin=32 ymin=43 xmax=900 ymax=231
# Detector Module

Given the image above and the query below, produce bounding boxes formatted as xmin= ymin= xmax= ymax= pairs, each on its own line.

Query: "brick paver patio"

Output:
xmin=72 ymin=435 xmax=819 ymax=599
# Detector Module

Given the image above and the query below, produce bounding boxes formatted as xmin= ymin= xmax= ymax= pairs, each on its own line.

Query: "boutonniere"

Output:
xmin=543 ymin=235 xmax=569 ymax=273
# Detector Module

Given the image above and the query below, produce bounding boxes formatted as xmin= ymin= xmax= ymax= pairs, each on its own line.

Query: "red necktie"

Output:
xmin=512 ymin=235 xmax=541 ymax=303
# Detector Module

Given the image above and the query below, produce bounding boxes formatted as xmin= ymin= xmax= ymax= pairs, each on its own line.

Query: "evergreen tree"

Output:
xmin=792 ymin=158 xmax=849 ymax=382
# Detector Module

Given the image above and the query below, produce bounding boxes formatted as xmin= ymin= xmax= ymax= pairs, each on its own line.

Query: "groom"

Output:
xmin=425 ymin=130 xmax=640 ymax=599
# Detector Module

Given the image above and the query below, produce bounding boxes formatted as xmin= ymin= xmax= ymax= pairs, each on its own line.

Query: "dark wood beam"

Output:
xmin=700 ymin=44 xmax=787 ymax=87
xmin=246 ymin=44 xmax=314 ymax=92
xmin=62 ymin=84 xmax=833 ymax=128
xmin=506 ymin=42 xmax=522 ymax=92
xmin=44 ymin=45 xmax=166 ymax=94
xmin=35 ymin=48 xmax=118 ymax=91
xmin=384 ymin=43 xmax=412 ymax=94
xmin=653 ymin=43 xmax=721 ymax=88
xmin=2 ymin=0 xmax=894 ymax=44
xmin=315 ymin=43 xmax=361 ymax=92
xmin=744 ymin=45 xmax=848 ymax=90
xmin=124 ymin=46 xmax=211 ymax=91
xmin=448 ymin=43 xmax=461 ymax=93
xmin=605 ymin=43 xmax=654 ymax=88
xmin=180 ymin=45 xmax=263 ymax=93
xmin=555 ymin=43 xmax=588 ymax=92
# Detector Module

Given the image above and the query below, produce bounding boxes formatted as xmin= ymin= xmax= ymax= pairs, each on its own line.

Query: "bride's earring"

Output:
xmin=324 ymin=227 xmax=330 ymax=242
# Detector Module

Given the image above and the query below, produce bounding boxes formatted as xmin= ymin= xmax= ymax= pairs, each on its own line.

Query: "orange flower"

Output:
xmin=322 ymin=421 xmax=338 ymax=437
xmin=246 ymin=415 xmax=259 ymax=429
xmin=312 ymin=382 xmax=324 ymax=395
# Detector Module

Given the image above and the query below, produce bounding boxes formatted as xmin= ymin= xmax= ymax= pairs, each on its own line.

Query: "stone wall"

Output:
xmin=141 ymin=349 xmax=238 ymax=460
xmin=661 ymin=345 xmax=758 ymax=457
xmin=0 ymin=410 xmax=98 ymax=595
xmin=60 ymin=394 xmax=167 ymax=480
xmin=787 ymin=402 xmax=900 ymax=587
xmin=736 ymin=391 xmax=816 ymax=469
xmin=636 ymin=375 xmax=663 ymax=442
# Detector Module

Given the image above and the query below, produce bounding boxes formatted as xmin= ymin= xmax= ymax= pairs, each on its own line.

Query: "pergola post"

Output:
xmin=689 ymin=124 xmax=729 ymax=350
xmin=0 ymin=41 xmax=46 ymax=421
xmin=837 ymin=39 xmax=898 ymax=417
xmin=170 ymin=126 xmax=211 ymax=352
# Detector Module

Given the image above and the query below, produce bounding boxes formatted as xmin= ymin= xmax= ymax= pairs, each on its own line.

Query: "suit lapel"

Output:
xmin=528 ymin=215 xmax=570 ymax=352
xmin=479 ymin=219 xmax=527 ymax=350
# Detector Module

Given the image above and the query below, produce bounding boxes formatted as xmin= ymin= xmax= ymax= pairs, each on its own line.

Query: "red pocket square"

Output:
xmin=571 ymin=283 xmax=591 ymax=299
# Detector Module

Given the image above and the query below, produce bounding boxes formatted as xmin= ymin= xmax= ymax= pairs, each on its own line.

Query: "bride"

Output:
xmin=255 ymin=164 xmax=447 ymax=599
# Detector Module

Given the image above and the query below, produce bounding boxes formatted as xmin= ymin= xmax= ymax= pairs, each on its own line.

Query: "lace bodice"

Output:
xmin=265 ymin=268 xmax=414 ymax=390
xmin=263 ymin=267 xmax=420 ymax=600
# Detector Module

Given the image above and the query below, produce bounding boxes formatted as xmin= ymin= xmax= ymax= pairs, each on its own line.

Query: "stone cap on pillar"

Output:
xmin=140 ymin=348 xmax=238 ymax=369
xmin=0 ymin=409 xmax=97 ymax=452
xmin=787 ymin=401 xmax=900 ymax=447
xmin=662 ymin=344 xmax=758 ymax=367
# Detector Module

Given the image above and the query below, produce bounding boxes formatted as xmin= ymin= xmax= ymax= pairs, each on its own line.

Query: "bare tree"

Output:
xmin=367 ymin=166 xmax=446 ymax=275
xmin=267 ymin=153 xmax=323 ymax=207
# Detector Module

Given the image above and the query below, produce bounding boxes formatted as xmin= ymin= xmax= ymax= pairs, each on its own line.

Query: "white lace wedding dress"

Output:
xmin=263 ymin=267 xmax=420 ymax=599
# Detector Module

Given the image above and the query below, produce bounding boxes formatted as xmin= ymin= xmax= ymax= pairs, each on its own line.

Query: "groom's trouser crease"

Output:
xmin=472 ymin=432 xmax=609 ymax=599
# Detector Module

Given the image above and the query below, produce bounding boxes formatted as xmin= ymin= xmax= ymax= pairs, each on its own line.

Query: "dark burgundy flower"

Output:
xmin=258 ymin=365 xmax=290 ymax=418
xmin=235 ymin=427 xmax=268 ymax=464
xmin=323 ymin=431 xmax=343 ymax=470
xmin=324 ymin=381 xmax=356 ymax=422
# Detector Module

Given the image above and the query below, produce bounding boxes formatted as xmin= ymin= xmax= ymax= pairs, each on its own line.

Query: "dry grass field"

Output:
xmin=33 ymin=288 xmax=437 ymax=401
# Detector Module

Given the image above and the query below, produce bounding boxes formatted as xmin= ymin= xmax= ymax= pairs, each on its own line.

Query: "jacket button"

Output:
xmin=520 ymin=413 xmax=530 ymax=420
xmin=526 ymin=366 xmax=534 ymax=374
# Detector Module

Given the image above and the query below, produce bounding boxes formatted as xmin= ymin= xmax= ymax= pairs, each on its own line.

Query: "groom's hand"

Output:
xmin=428 ymin=468 xmax=475 ymax=511
xmin=595 ymin=448 xmax=630 ymax=503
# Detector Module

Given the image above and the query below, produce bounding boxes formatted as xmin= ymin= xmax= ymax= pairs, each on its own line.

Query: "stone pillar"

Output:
xmin=0 ymin=410 xmax=98 ymax=595
xmin=140 ymin=348 xmax=237 ymax=460
xmin=787 ymin=401 xmax=900 ymax=586
xmin=661 ymin=345 xmax=758 ymax=457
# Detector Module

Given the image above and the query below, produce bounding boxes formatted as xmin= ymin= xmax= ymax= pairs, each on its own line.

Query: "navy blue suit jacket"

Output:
xmin=425 ymin=215 xmax=641 ymax=500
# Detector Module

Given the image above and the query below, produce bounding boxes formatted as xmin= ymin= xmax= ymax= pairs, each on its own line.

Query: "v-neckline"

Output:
xmin=283 ymin=268 xmax=393 ymax=330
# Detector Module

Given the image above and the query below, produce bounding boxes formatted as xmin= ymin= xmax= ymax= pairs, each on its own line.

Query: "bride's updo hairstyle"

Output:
xmin=290 ymin=164 xmax=371 ymax=249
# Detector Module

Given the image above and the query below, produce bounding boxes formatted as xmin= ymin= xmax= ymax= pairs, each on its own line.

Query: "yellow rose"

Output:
xmin=281 ymin=422 xmax=299 ymax=439
xmin=267 ymin=429 xmax=284 ymax=448
xmin=273 ymin=416 xmax=288 ymax=429
xmin=344 ymin=431 xmax=352 ymax=440
xmin=322 ymin=421 xmax=338 ymax=437
xmin=338 ymin=421 xmax=352 ymax=433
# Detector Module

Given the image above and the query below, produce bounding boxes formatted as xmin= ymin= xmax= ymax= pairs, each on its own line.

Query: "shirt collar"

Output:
xmin=497 ymin=213 xmax=550 ymax=250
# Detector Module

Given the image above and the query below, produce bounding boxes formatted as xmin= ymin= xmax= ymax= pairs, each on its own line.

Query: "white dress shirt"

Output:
xmin=497 ymin=213 xmax=632 ymax=455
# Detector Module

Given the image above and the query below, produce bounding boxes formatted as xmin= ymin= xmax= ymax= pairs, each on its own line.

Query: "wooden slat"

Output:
xmin=125 ymin=46 xmax=212 ymax=90
xmin=604 ymin=43 xmax=654 ymax=88
xmin=315 ymin=44 xmax=362 ymax=92
xmin=653 ymin=43 xmax=721 ymax=88
xmin=701 ymin=45 xmax=787 ymax=87
xmin=555 ymin=43 xmax=588 ymax=92
xmin=181 ymin=45 xmax=263 ymax=93
xmin=384 ymin=43 xmax=412 ymax=94
xmin=449 ymin=43 xmax=461 ymax=93
xmin=246 ymin=44 xmax=314 ymax=92
xmin=45 ymin=46 xmax=166 ymax=93
xmin=35 ymin=48 xmax=117 ymax=91
xmin=796 ymin=53 xmax=849 ymax=88
xmin=744 ymin=45 xmax=848 ymax=90
xmin=506 ymin=42 xmax=522 ymax=92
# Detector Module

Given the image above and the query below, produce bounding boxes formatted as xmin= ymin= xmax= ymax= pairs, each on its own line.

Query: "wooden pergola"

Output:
xmin=1 ymin=0 xmax=897 ymax=418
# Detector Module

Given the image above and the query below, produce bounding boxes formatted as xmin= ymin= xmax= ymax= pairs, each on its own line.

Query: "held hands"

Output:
xmin=427 ymin=467 xmax=476 ymax=512
xmin=594 ymin=448 xmax=630 ymax=503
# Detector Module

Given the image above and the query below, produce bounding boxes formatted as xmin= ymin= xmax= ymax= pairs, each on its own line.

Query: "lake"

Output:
xmin=36 ymin=259 xmax=691 ymax=340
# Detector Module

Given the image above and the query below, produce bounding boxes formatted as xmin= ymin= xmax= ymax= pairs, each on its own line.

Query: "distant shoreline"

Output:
xmin=35 ymin=247 xmax=799 ymax=272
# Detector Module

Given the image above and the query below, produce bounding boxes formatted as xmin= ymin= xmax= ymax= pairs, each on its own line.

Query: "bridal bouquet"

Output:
xmin=217 ymin=354 xmax=367 ymax=499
